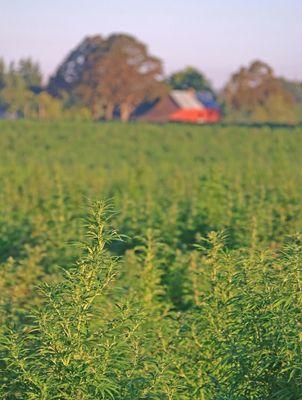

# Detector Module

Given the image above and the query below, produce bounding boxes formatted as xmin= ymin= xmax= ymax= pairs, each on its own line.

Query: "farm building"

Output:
xmin=138 ymin=90 xmax=221 ymax=123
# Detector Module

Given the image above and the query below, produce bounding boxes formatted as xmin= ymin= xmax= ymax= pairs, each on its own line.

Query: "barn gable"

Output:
xmin=138 ymin=95 xmax=179 ymax=123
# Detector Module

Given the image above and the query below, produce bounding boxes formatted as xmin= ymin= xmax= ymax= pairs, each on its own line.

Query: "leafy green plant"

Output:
xmin=0 ymin=122 xmax=302 ymax=399
xmin=1 ymin=203 xmax=135 ymax=399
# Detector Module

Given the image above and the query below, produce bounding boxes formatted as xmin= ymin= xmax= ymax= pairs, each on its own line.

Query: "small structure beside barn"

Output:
xmin=138 ymin=90 xmax=221 ymax=123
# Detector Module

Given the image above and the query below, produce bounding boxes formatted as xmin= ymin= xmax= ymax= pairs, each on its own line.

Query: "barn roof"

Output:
xmin=170 ymin=90 xmax=204 ymax=110
xmin=196 ymin=91 xmax=221 ymax=110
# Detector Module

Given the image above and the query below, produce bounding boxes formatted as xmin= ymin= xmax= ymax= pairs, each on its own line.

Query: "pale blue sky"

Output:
xmin=1 ymin=0 xmax=301 ymax=88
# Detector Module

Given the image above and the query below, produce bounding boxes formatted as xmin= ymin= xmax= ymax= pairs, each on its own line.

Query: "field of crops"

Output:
xmin=0 ymin=121 xmax=302 ymax=399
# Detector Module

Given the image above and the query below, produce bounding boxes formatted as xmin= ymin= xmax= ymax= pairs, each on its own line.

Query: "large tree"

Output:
xmin=48 ymin=34 xmax=165 ymax=121
xmin=48 ymin=35 xmax=106 ymax=97
xmin=167 ymin=66 xmax=213 ymax=93
xmin=222 ymin=60 xmax=295 ymax=122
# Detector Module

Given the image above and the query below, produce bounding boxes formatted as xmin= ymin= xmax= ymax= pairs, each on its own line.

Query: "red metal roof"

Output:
xmin=170 ymin=108 xmax=220 ymax=123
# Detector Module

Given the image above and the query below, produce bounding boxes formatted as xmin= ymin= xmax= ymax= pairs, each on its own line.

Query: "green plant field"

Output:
xmin=0 ymin=121 xmax=302 ymax=399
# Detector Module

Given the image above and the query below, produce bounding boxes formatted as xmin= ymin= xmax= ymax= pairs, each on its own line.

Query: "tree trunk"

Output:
xmin=23 ymin=102 xmax=29 ymax=119
xmin=91 ymin=101 xmax=100 ymax=121
xmin=105 ymin=103 xmax=114 ymax=120
xmin=38 ymin=100 xmax=45 ymax=120
xmin=120 ymin=103 xmax=132 ymax=122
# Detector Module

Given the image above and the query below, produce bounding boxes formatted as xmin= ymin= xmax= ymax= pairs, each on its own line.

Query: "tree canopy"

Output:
xmin=222 ymin=60 xmax=296 ymax=122
xmin=0 ymin=61 xmax=35 ymax=117
xmin=18 ymin=58 xmax=43 ymax=91
xmin=0 ymin=59 xmax=5 ymax=91
xmin=48 ymin=35 xmax=105 ymax=97
xmin=167 ymin=66 xmax=213 ymax=93
xmin=49 ymin=34 xmax=166 ymax=120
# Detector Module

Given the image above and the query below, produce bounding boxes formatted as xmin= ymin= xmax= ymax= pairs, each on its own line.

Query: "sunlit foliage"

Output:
xmin=0 ymin=122 xmax=301 ymax=399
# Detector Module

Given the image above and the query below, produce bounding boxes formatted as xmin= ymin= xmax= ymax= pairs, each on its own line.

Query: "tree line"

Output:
xmin=1 ymin=33 xmax=302 ymax=122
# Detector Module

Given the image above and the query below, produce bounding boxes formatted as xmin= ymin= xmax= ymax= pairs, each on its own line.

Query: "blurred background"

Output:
xmin=1 ymin=0 xmax=302 ymax=123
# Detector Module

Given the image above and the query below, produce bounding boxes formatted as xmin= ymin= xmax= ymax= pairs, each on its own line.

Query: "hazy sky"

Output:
xmin=1 ymin=0 xmax=301 ymax=88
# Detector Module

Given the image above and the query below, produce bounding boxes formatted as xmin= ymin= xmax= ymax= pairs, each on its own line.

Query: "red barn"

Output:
xmin=138 ymin=90 xmax=221 ymax=123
